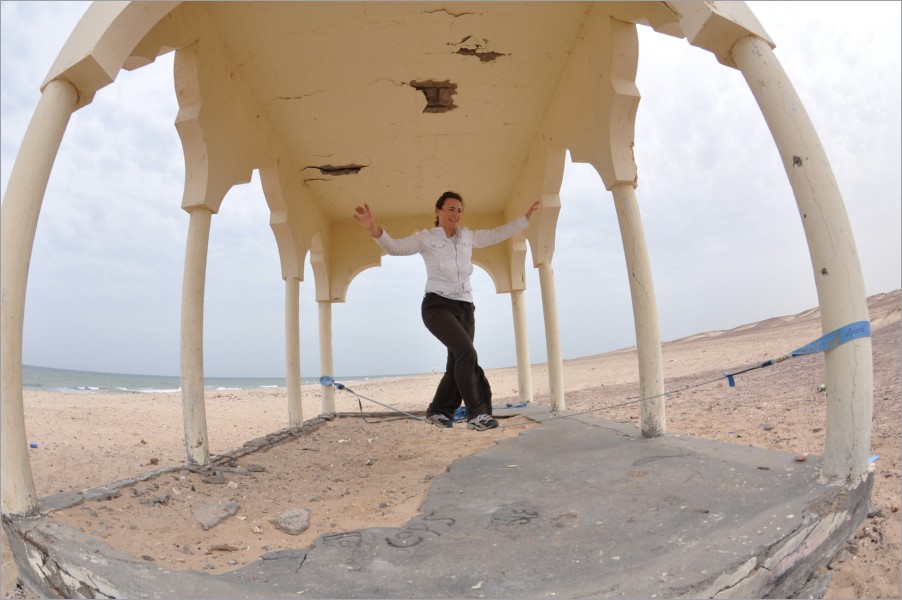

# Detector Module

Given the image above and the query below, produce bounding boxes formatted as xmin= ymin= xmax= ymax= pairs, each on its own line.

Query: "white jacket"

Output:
xmin=373 ymin=216 xmax=529 ymax=302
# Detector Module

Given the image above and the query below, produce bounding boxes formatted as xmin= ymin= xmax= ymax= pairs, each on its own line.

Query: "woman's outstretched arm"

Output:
xmin=354 ymin=203 xmax=422 ymax=256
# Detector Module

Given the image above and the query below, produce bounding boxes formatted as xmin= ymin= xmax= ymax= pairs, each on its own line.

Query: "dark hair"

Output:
xmin=435 ymin=191 xmax=463 ymax=226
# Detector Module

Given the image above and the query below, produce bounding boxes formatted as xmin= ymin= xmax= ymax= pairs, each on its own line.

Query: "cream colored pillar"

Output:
xmin=285 ymin=277 xmax=303 ymax=427
xmin=732 ymin=36 xmax=873 ymax=482
xmin=611 ymin=183 xmax=665 ymax=438
xmin=510 ymin=289 xmax=533 ymax=404
xmin=537 ymin=262 xmax=565 ymax=411
xmin=318 ymin=301 xmax=335 ymax=414
xmin=0 ymin=79 xmax=78 ymax=515
xmin=180 ymin=207 xmax=213 ymax=466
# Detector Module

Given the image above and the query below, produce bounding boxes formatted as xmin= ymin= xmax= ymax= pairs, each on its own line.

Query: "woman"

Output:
xmin=353 ymin=191 xmax=539 ymax=431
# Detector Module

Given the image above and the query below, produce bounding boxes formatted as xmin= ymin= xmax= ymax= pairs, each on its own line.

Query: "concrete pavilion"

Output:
xmin=1 ymin=4 xmax=873 ymax=590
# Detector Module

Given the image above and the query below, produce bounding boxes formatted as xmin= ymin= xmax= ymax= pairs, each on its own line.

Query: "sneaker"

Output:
xmin=467 ymin=414 xmax=499 ymax=431
xmin=426 ymin=413 xmax=453 ymax=428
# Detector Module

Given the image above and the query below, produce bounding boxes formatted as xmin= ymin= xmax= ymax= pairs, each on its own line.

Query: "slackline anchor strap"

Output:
xmin=319 ymin=375 xmax=426 ymax=423
xmin=723 ymin=320 xmax=871 ymax=387
xmin=789 ymin=320 xmax=871 ymax=356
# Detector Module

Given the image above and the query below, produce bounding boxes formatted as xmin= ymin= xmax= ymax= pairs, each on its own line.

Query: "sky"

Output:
xmin=1 ymin=1 xmax=900 ymax=379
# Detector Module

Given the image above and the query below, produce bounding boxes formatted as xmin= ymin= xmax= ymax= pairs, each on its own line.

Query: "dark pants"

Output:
xmin=421 ymin=293 xmax=492 ymax=420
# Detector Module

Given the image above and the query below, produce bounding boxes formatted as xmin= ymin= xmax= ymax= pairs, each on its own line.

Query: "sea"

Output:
xmin=21 ymin=364 xmax=379 ymax=394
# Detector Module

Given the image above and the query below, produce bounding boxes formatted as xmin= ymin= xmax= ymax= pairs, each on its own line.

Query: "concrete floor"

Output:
xmin=4 ymin=405 xmax=871 ymax=599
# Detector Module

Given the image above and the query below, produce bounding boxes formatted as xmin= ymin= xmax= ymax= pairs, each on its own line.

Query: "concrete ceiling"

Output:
xmin=203 ymin=2 xmax=593 ymax=220
xmin=157 ymin=1 xmax=686 ymax=224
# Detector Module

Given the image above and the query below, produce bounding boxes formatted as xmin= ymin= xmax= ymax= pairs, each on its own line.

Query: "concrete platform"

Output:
xmin=3 ymin=405 xmax=872 ymax=599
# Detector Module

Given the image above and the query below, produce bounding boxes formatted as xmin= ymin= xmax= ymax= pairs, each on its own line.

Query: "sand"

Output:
xmin=2 ymin=290 xmax=899 ymax=599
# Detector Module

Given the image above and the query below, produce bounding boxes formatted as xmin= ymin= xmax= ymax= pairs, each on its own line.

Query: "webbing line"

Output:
xmin=319 ymin=376 xmax=427 ymax=424
xmin=319 ymin=320 xmax=871 ymax=427
xmin=722 ymin=320 xmax=870 ymax=387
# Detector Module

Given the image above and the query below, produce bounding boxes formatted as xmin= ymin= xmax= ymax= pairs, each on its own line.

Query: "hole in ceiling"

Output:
xmin=409 ymin=80 xmax=457 ymax=113
xmin=308 ymin=164 xmax=366 ymax=176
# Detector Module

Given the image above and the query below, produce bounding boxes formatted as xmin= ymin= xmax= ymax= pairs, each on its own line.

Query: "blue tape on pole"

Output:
xmin=319 ymin=375 xmax=346 ymax=390
xmin=790 ymin=321 xmax=871 ymax=356
xmin=721 ymin=320 xmax=870 ymax=388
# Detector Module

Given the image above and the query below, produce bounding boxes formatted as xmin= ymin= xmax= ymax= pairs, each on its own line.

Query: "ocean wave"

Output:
xmin=22 ymin=364 xmax=393 ymax=394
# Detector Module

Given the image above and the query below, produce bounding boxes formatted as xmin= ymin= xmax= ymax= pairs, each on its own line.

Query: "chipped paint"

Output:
xmin=409 ymin=80 xmax=457 ymax=113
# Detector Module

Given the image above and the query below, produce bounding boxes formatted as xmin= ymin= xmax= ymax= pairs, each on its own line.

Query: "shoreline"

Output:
xmin=21 ymin=363 xmax=424 ymax=395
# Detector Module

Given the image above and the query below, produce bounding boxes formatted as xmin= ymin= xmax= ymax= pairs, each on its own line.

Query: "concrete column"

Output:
xmin=285 ymin=277 xmax=303 ymax=427
xmin=0 ymin=79 xmax=78 ymax=515
xmin=318 ymin=301 xmax=335 ymax=414
xmin=611 ymin=183 xmax=665 ymax=438
xmin=180 ymin=207 xmax=212 ymax=466
xmin=537 ymin=262 xmax=565 ymax=411
xmin=510 ymin=289 xmax=533 ymax=403
xmin=732 ymin=36 xmax=873 ymax=482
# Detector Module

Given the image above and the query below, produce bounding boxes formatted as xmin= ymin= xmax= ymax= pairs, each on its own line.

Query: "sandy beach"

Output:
xmin=2 ymin=290 xmax=899 ymax=599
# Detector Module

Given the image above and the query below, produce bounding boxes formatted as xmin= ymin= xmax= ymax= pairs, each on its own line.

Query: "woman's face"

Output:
xmin=436 ymin=198 xmax=463 ymax=231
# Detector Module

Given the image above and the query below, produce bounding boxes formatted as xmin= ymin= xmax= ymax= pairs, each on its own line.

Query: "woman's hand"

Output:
xmin=525 ymin=201 xmax=540 ymax=221
xmin=353 ymin=203 xmax=383 ymax=237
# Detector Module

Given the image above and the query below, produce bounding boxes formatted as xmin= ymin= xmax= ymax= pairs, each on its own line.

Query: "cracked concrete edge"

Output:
xmin=3 ymin=417 xmax=334 ymax=597
xmin=31 ymin=418 xmax=332 ymax=518
xmin=768 ymin=470 xmax=873 ymax=599
xmin=2 ymin=518 xmax=257 ymax=599
xmin=692 ymin=470 xmax=874 ymax=599
xmin=2 ymin=409 xmax=489 ymax=598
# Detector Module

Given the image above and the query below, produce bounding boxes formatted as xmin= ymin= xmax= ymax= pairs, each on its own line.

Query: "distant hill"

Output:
xmin=669 ymin=289 xmax=900 ymax=346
